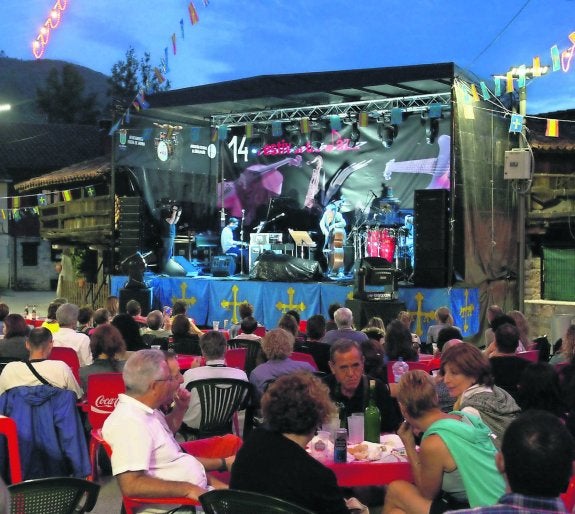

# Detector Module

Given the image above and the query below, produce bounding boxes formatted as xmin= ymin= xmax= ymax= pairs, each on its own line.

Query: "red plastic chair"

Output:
xmin=387 ymin=360 xmax=432 ymax=383
xmin=0 ymin=416 xmax=22 ymax=484
xmin=561 ymin=473 xmax=575 ymax=511
xmin=86 ymin=373 xmax=125 ymax=481
xmin=238 ymin=326 xmax=266 ymax=337
xmin=95 ymin=430 xmax=241 ymax=514
xmin=517 ymin=350 xmax=539 ymax=362
xmin=48 ymin=346 xmax=81 ymax=383
xmin=291 ymin=352 xmax=319 ymax=371
xmin=225 ymin=348 xmax=247 ymax=370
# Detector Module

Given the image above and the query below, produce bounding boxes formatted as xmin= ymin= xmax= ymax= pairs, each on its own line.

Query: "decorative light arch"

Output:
xmin=32 ymin=0 xmax=69 ymax=59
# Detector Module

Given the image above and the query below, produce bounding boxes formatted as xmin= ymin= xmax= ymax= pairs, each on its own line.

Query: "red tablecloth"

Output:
xmin=326 ymin=460 xmax=412 ymax=487
xmin=25 ymin=319 xmax=44 ymax=328
xmin=201 ymin=329 xmax=230 ymax=340
xmin=176 ymin=355 xmax=202 ymax=371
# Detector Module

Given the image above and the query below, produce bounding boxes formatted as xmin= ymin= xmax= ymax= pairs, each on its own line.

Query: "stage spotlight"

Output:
xmin=285 ymin=123 xmax=303 ymax=147
xmin=121 ymin=251 xmax=151 ymax=289
xmin=378 ymin=123 xmax=397 ymax=148
xmin=350 ymin=122 xmax=360 ymax=147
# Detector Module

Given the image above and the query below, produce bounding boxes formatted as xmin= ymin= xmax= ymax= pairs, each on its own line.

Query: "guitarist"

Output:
xmin=220 ymin=217 xmax=248 ymax=273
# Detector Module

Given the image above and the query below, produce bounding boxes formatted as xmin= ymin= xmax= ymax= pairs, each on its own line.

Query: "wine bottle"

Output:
xmin=364 ymin=379 xmax=381 ymax=443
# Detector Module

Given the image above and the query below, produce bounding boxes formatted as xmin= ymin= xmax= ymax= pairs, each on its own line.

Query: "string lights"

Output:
xmin=31 ymin=0 xmax=69 ymax=59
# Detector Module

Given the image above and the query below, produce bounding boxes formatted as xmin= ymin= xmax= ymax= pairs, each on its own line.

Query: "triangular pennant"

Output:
xmin=32 ymin=206 xmax=39 ymax=215
xmin=0 ymin=210 xmax=5 ymax=220
xmin=509 ymin=114 xmax=523 ymax=133
xmin=136 ymin=91 xmax=150 ymax=109
xmin=154 ymin=67 xmax=165 ymax=84
xmin=11 ymin=197 xmax=20 ymax=209
xmin=545 ymin=119 xmax=559 ymax=137
xmin=13 ymin=209 xmax=21 ymax=221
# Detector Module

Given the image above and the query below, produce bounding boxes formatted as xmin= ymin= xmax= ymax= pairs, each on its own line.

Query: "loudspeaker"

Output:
xmin=249 ymin=253 xmax=322 ymax=281
xmin=172 ymin=256 xmax=202 ymax=276
xmin=345 ymin=298 xmax=406 ymax=328
xmin=413 ymin=189 xmax=450 ymax=287
xmin=119 ymin=288 xmax=153 ymax=316
xmin=118 ymin=197 xmax=144 ymax=262
xmin=211 ymin=255 xmax=236 ymax=277
xmin=163 ymin=258 xmax=186 ymax=277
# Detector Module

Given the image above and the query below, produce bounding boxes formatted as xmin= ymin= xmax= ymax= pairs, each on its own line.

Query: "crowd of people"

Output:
xmin=0 ymin=295 xmax=574 ymax=513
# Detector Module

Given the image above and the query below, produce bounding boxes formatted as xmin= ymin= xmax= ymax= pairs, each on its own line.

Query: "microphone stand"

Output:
xmin=239 ymin=210 xmax=246 ymax=276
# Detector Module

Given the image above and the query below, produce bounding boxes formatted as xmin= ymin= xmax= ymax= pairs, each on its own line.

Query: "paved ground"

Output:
xmin=0 ymin=289 xmax=58 ymax=319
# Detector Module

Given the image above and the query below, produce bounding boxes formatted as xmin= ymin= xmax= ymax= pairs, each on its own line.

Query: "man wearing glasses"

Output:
xmin=103 ymin=349 xmax=232 ymax=509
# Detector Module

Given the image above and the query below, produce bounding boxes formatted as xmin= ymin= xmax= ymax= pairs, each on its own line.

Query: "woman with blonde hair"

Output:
xmin=550 ymin=324 xmax=575 ymax=365
xmin=383 ymin=370 xmax=504 ymax=514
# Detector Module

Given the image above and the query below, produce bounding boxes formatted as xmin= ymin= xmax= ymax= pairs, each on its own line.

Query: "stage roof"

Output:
xmin=143 ymin=62 xmax=471 ymax=126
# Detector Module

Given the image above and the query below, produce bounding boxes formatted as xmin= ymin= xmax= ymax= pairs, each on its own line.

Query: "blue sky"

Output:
xmin=1 ymin=0 xmax=574 ymax=114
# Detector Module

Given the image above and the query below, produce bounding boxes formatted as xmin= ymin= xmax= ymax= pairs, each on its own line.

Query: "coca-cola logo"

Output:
xmin=94 ymin=395 xmax=119 ymax=410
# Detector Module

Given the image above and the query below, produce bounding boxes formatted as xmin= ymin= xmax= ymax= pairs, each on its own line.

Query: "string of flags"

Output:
xmin=0 ymin=185 xmax=97 ymax=222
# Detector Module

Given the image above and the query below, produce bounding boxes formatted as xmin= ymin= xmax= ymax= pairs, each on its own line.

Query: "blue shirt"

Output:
xmin=447 ymin=492 xmax=568 ymax=514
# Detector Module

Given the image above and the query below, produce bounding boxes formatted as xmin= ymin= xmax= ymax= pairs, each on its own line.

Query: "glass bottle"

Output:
xmin=31 ymin=305 xmax=37 ymax=320
xmin=364 ymin=379 xmax=381 ymax=443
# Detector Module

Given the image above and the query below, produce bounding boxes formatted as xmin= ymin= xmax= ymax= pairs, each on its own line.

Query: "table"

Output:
xmin=176 ymin=354 xmax=202 ymax=372
xmin=201 ymin=329 xmax=230 ymax=340
xmin=326 ymin=460 xmax=412 ymax=487
xmin=25 ymin=319 xmax=44 ymax=328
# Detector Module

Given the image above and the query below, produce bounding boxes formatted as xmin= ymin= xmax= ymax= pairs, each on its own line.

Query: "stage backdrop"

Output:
xmin=112 ymin=275 xmax=479 ymax=342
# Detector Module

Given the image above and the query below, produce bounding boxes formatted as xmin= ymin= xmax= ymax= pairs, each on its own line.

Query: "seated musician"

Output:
xmin=319 ymin=198 xmax=346 ymax=277
xmin=220 ymin=216 xmax=248 ymax=273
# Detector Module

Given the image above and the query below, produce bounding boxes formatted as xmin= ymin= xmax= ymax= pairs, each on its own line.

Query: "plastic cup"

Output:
xmin=151 ymin=345 xmax=161 ymax=350
xmin=212 ymin=321 xmax=220 ymax=331
xmin=223 ymin=319 xmax=229 ymax=330
xmin=347 ymin=413 xmax=364 ymax=444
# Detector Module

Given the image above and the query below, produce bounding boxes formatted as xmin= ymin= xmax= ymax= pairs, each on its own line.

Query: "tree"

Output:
xmin=36 ymin=64 xmax=100 ymax=124
xmin=108 ymin=47 xmax=170 ymax=111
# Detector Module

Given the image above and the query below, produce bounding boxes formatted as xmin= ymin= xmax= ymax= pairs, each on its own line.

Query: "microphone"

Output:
xmin=369 ymin=190 xmax=378 ymax=199
xmin=241 ymin=209 xmax=245 ymax=214
xmin=277 ymin=212 xmax=285 ymax=218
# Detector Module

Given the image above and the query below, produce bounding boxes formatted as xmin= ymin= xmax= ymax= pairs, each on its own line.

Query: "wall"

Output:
xmin=13 ymin=236 xmax=58 ymax=291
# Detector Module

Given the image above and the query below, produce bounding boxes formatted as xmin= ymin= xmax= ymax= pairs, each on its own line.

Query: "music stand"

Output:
xmin=289 ymin=229 xmax=317 ymax=259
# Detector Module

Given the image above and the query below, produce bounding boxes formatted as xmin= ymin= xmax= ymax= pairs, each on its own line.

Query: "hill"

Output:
xmin=0 ymin=56 xmax=111 ymax=123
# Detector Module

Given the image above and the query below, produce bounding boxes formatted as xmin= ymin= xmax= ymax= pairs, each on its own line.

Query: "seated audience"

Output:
xmin=229 ymin=302 xmax=255 ymax=339
xmin=516 ymin=362 xmax=565 ymax=417
xmin=305 ymin=314 xmax=326 ymax=342
xmin=171 ymin=301 xmax=203 ymax=336
xmin=440 ymin=343 xmax=520 ymax=446
xmin=170 ymin=314 xmax=200 ymax=355
xmin=360 ymin=338 xmax=386 ymax=383
xmin=76 ymin=306 xmax=93 ymax=335
xmin=325 ymin=302 xmax=341 ymax=332
xmin=384 ymin=370 xmax=506 ymax=513
xmin=550 ymin=324 xmax=575 ymax=365
xmin=230 ymin=372 xmax=354 ymax=514
xmin=483 ymin=315 xmax=525 ymax=357
xmin=235 ymin=316 xmax=262 ymax=341
xmin=450 ymin=410 xmax=575 ymax=514
xmin=285 ymin=309 xmax=306 ymax=339
xmin=41 ymin=302 xmax=60 ymax=334
xmin=433 ymin=329 xmax=463 ymax=413
xmin=125 ymin=300 xmax=147 ymax=326
xmin=507 ymin=310 xmax=533 ymax=350
xmin=79 ymin=324 xmax=128 ymax=390
xmin=361 ymin=316 xmax=386 ymax=344
xmin=0 ymin=328 xmax=83 ymax=398
xmin=250 ymin=328 xmax=315 ymax=399
xmin=93 ymin=308 xmax=111 ymax=328
xmin=140 ymin=310 xmax=172 ymax=338
xmin=488 ymin=323 xmax=529 ymax=400
xmin=0 ymin=303 xmax=9 ymax=335
xmin=105 ymin=295 xmax=119 ymax=318
xmin=0 ymin=314 xmax=30 ymax=360
xmin=52 ymin=303 xmax=92 ymax=366
xmin=324 ymin=339 xmax=401 ymax=433
xmin=483 ymin=304 xmax=504 ymax=348
xmin=295 ymin=314 xmax=331 ymax=374
xmin=384 ymin=319 xmax=418 ymax=363
xmin=112 ymin=314 xmax=146 ymax=352
xmin=102 ymin=349 xmax=230 ymax=506
xmin=426 ymin=306 xmax=460 ymax=352
xmin=182 ymin=331 xmax=247 ymax=430
xmin=397 ymin=311 xmax=420 ymax=347
xmin=277 ymin=313 xmax=300 ymax=339
xmin=321 ymin=307 xmax=368 ymax=346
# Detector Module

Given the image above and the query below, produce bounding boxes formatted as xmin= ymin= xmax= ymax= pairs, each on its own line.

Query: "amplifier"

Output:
xmin=211 ymin=255 xmax=236 ymax=277
xmin=363 ymin=291 xmax=396 ymax=302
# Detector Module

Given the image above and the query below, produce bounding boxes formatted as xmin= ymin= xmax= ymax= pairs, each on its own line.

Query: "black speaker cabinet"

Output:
xmin=345 ymin=298 xmax=406 ymax=328
xmin=119 ymin=288 xmax=153 ymax=316
xmin=211 ymin=255 xmax=236 ymax=277
xmin=413 ymin=189 xmax=450 ymax=287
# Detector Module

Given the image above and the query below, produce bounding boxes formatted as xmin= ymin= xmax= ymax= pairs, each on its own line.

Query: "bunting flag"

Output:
xmin=125 ymin=108 xmax=131 ymax=124
xmin=210 ymin=128 xmax=218 ymax=143
xmin=108 ymin=119 xmax=121 ymax=136
xmin=62 ymin=190 xmax=72 ymax=202
xmin=11 ymin=197 xmax=20 ymax=209
xmin=172 ymin=33 xmax=177 ymax=54
xmin=188 ymin=2 xmax=199 ymax=24
xmin=551 ymin=45 xmax=561 ymax=71
xmin=299 ymin=118 xmax=310 ymax=134
xmin=0 ymin=210 xmax=5 ymax=220
xmin=180 ymin=18 xmax=185 ymax=39
xmin=546 ymin=119 xmax=559 ymax=137
xmin=37 ymin=194 xmax=47 ymax=206
xmin=390 ymin=107 xmax=403 ymax=125
xmin=32 ymin=207 xmax=39 ymax=215
xmin=164 ymin=47 xmax=169 ymax=73
xmin=480 ymin=81 xmax=490 ymax=100
xmin=470 ymin=84 xmax=480 ymax=102
xmin=85 ymin=186 xmax=96 ymax=197
xmin=218 ymin=125 xmax=228 ymax=141
xmin=532 ymin=56 xmax=542 ymax=77
xmin=142 ymin=127 xmax=154 ymax=141
xmin=154 ymin=67 xmax=166 ymax=84
xmin=506 ymin=72 xmax=514 ymax=93
xmin=245 ymin=123 xmax=254 ymax=138
xmin=12 ymin=210 xmax=20 ymax=221
xmin=509 ymin=114 xmax=524 ymax=133
xmin=136 ymin=91 xmax=150 ymax=110
xmin=131 ymin=101 xmax=140 ymax=112
xmin=271 ymin=121 xmax=283 ymax=137
xmin=517 ymin=65 xmax=526 ymax=88
xmin=358 ymin=111 xmax=369 ymax=128
xmin=494 ymin=77 xmax=502 ymax=97
xmin=329 ymin=115 xmax=342 ymax=131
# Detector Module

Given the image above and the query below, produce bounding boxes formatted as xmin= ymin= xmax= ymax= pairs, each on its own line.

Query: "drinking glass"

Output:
xmin=212 ymin=321 xmax=220 ymax=331
xmin=347 ymin=413 xmax=364 ymax=444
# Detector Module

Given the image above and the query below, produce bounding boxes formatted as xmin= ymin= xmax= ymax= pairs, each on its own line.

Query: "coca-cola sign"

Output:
xmin=91 ymin=395 xmax=119 ymax=415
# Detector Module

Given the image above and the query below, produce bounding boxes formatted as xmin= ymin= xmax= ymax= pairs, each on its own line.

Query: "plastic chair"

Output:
xmin=49 ymin=346 xmax=81 ymax=382
xmin=200 ymin=489 xmax=316 ymax=514
xmin=531 ymin=335 xmax=550 ymax=362
xmin=230 ymin=339 xmax=264 ymax=376
xmin=294 ymin=341 xmax=331 ymax=374
xmin=141 ymin=334 xmax=169 ymax=350
xmin=96 ymin=431 xmax=241 ymax=514
xmin=561 ymin=473 xmax=575 ymax=511
xmin=291 ymin=351 xmax=319 ymax=370
xmin=85 ymin=373 xmax=125 ymax=481
xmin=180 ymin=378 xmax=251 ymax=440
xmin=8 ymin=476 xmax=100 ymax=514
xmin=0 ymin=416 xmax=22 ymax=484
xmin=225 ymin=347 xmax=247 ymax=369
xmin=517 ymin=349 xmax=539 ymax=362
xmin=387 ymin=360 xmax=431 ymax=383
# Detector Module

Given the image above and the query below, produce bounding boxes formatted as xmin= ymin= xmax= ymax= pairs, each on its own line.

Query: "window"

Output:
xmin=21 ymin=242 xmax=39 ymax=267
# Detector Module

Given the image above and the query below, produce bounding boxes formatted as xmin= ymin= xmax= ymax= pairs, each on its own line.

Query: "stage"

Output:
xmin=111 ymin=273 xmax=480 ymax=342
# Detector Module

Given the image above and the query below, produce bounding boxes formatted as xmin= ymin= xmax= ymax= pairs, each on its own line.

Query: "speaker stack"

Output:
xmin=413 ymin=189 xmax=450 ymax=287
xmin=118 ymin=197 xmax=144 ymax=263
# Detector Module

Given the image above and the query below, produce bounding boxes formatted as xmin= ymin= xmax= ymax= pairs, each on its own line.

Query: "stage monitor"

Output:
xmin=353 ymin=257 xmax=397 ymax=301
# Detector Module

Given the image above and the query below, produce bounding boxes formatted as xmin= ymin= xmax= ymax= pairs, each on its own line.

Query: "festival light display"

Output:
xmin=31 ymin=0 xmax=68 ymax=59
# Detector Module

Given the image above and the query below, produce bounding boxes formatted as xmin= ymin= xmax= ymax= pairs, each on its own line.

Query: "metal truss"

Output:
xmin=210 ymin=92 xmax=452 ymax=127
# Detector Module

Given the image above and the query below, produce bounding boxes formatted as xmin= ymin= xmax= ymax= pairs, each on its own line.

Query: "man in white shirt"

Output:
xmin=183 ymin=331 xmax=248 ymax=429
xmin=52 ymin=303 xmax=92 ymax=367
xmin=102 ymin=349 xmax=230 ymax=511
xmin=0 ymin=327 xmax=83 ymax=398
